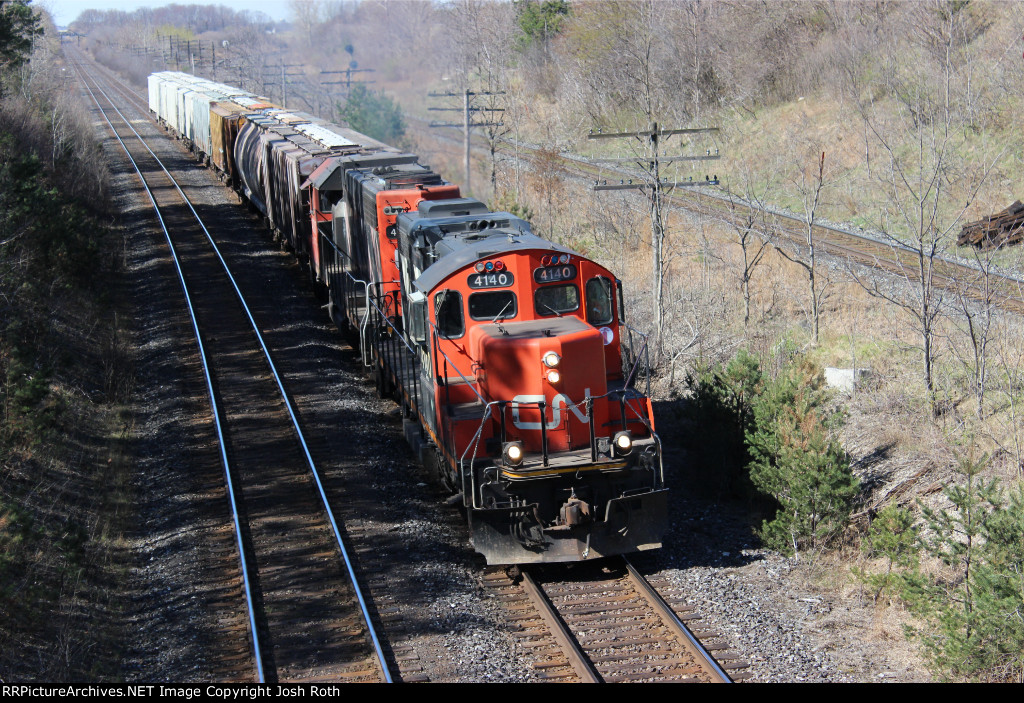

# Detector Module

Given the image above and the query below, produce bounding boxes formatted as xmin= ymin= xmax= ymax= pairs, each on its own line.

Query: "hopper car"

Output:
xmin=147 ymin=71 xmax=667 ymax=565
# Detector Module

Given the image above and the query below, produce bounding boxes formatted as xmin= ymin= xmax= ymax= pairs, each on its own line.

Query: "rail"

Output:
xmin=620 ymin=322 xmax=652 ymax=398
xmin=81 ymin=65 xmax=392 ymax=683
xmin=74 ymin=63 xmax=267 ymax=681
xmin=623 ymin=558 xmax=732 ymax=683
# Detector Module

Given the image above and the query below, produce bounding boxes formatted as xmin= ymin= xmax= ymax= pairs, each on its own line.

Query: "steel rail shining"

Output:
xmin=78 ymin=62 xmax=393 ymax=683
xmin=622 ymin=557 xmax=732 ymax=683
xmin=72 ymin=60 xmax=266 ymax=683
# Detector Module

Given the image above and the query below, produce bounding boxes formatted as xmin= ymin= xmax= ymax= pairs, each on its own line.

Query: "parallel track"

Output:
xmin=73 ymin=55 xmax=392 ymax=684
xmin=411 ymin=117 xmax=1024 ymax=317
xmin=109 ymin=58 xmax=1024 ymax=319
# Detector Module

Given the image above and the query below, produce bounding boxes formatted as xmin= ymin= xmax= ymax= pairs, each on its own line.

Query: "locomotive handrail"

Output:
xmin=321 ymin=249 xmax=427 ymax=428
xmin=458 ymin=387 xmax=663 ymax=488
xmin=368 ymin=292 xmax=423 ymax=422
xmin=459 ymin=394 xmax=663 ymax=509
xmin=361 ymin=281 xmax=386 ymax=367
xmin=620 ymin=322 xmax=652 ymax=398
xmin=315 ymin=231 xmax=374 ymax=367
xmin=618 ymin=396 xmax=664 ymax=488
xmin=426 ymin=312 xmax=661 ymax=487
xmin=428 ymin=322 xmax=488 ymax=407
xmin=461 ymin=400 xmax=503 ymax=509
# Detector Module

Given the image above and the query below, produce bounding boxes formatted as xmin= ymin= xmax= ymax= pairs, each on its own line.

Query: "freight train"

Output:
xmin=147 ymin=71 xmax=667 ymax=565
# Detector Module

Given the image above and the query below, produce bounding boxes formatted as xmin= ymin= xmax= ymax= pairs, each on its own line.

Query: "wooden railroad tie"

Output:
xmin=958 ymin=200 xmax=1024 ymax=249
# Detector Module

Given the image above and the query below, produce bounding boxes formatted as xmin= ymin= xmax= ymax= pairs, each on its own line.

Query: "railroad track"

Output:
xmin=72 ymin=54 xmax=392 ymax=684
xmin=482 ymin=557 xmax=748 ymax=683
xmin=108 ymin=57 xmax=1024 ymax=319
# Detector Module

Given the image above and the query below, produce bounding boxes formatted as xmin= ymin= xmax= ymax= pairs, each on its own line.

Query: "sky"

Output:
xmin=41 ymin=0 xmax=292 ymax=28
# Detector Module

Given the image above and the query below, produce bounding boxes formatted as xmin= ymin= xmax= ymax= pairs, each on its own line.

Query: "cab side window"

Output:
xmin=585 ymin=277 xmax=614 ymax=326
xmin=435 ymin=290 xmax=464 ymax=339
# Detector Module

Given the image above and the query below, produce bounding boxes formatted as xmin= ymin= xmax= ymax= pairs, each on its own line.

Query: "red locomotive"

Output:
xmin=150 ymin=71 xmax=667 ymax=565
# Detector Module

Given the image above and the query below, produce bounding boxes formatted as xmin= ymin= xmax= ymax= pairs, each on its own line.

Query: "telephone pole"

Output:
xmin=588 ymin=123 xmax=720 ymax=356
xmin=428 ymin=89 xmax=505 ymax=196
xmin=262 ymin=62 xmax=303 ymax=108
xmin=320 ymin=66 xmax=375 ymax=117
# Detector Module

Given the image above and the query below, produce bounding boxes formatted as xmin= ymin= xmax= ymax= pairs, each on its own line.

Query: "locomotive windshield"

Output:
xmin=469 ymin=291 xmax=517 ymax=321
xmin=535 ymin=284 xmax=579 ymax=316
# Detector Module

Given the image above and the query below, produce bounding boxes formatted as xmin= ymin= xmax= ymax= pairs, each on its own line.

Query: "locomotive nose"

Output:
xmin=472 ymin=317 xmax=607 ymax=453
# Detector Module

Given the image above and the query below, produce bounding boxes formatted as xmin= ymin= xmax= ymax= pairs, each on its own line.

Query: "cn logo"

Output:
xmin=510 ymin=390 xmax=591 ymax=430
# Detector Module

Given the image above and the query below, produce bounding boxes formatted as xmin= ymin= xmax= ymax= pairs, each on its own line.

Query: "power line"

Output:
xmin=427 ymin=89 xmax=506 ymax=195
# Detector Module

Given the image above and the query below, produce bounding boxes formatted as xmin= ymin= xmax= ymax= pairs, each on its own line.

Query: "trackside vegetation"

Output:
xmin=688 ymin=347 xmax=1023 ymax=681
xmin=336 ymin=84 xmax=407 ymax=148
xmin=684 ymin=350 xmax=858 ymax=555
xmin=858 ymin=458 xmax=1024 ymax=681
xmin=2 ymin=1 xmax=126 ymax=680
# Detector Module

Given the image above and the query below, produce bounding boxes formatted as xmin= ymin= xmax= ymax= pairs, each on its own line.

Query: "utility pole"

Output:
xmin=588 ymin=124 xmax=720 ymax=356
xmin=428 ymin=88 xmax=504 ymax=196
xmin=320 ymin=65 xmax=376 ymax=116
xmin=263 ymin=62 xmax=303 ymax=108
xmin=321 ymin=46 xmax=376 ymax=120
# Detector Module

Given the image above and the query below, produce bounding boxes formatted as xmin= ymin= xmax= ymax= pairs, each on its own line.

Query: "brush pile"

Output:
xmin=957 ymin=201 xmax=1024 ymax=249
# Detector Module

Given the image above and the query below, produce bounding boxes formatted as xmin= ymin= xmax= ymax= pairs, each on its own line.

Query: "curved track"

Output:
xmin=72 ymin=54 xmax=391 ymax=684
xmin=79 ymin=55 xmax=764 ymax=683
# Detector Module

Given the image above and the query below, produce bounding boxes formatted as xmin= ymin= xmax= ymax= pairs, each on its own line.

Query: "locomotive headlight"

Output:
xmin=503 ymin=441 xmax=524 ymax=465
xmin=546 ymin=370 xmax=561 ymax=384
xmin=613 ymin=431 xmax=633 ymax=456
xmin=542 ymin=351 xmax=561 ymax=368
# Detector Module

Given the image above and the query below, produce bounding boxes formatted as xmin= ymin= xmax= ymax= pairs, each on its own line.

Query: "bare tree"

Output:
xmin=289 ymin=0 xmax=323 ymax=46
xmin=774 ymin=149 xmax=833 ymax=347
xmin=527 ymin=137 xmax=566 ymax=240
xmin=947 ymin=244 xmax=1002 ymax=420
xmin=443 ymin=1 xmax=515 ymax=197
xmin=906 ymin=0 xmax=988 ymax=128
xmin=994 ymin=313 xmax=1024 ymax=478
xmin=719 ymin=159 xmax=780 ymax=327
xmin=849 ymin=77 xmax=993 ymax=412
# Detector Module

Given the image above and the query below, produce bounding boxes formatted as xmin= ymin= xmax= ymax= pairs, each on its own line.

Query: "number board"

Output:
xmin=533 ymin=264 xmax=577 ymax=284
xmin=468 ymin=271 xmax=515 ymax=289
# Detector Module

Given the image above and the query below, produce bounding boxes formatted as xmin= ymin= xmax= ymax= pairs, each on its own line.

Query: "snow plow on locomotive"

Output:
xmin=148 ymin=71 xmax=667 ymax=565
